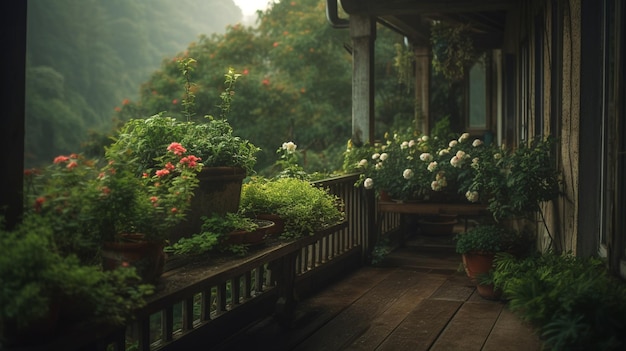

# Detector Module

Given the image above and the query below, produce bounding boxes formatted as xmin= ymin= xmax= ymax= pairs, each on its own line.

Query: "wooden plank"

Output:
xmin=345 ymin=272 xmax=450 ymax=350
xmin=482 ymin=308 xmax=543 ymax=351
xmin=213 ymin=266 xmax=393 ymax=351
xmin=429 ymin=272 xmax=476 ymax=301
xmin=377 ymin=299 xmax=462 ymax=351
xmin=429 ymin=301 xmax=503 ymax=350
xmin=294 ymin=269 xmax=442 ymax=351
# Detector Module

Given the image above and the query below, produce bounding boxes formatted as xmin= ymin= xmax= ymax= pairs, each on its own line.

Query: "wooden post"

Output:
xmin=350 ymin=14 xmax=376 ymax=146
xmin=1 ymin=2 xmax=26 ymax=229
xmin=414 ymin=45 xmax=431 ymax=134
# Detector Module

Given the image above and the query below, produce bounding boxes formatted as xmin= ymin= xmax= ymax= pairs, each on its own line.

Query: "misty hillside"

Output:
xmin=25 ymin=0 xmax=244 ymax=167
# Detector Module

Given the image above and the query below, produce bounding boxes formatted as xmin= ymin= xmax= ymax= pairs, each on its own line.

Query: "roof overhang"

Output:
xmin=340 ymin=0 xmax=519 ymax=48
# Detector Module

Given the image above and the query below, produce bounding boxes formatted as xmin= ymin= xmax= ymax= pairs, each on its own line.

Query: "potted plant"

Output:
xmin=466 ymin=136 xmax=560 ymax=222
xmin=166 ymin=212 xmax=275 ymax=258
xmin=24 ymin=142 xmax=203 ymax=282
xmin=239 ymin=177 xmax=345 ymax=239
xmin=0 ymin=214 xmax=153 ymax=348
xmin=454 ymin=224 xmax=519 ymax=299
xmin=105 ymin=64 xmax=260 ymax=241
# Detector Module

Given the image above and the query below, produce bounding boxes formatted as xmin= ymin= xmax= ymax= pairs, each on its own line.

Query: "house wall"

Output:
xmin=515 ymin=0 xmax=582 ymax=254
xmin=554 ymin=0 xmax=580 ymax=254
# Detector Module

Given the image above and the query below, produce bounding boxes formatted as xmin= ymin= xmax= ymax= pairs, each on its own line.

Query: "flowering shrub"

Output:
xmin=93 ymin=142 xmax=203 ymax=242
xmin=348 ymin=129 xmax=489 ymax=202
xmin=24 ymin=142 xmax=203 ymax=251
xmin=467 ymin=136 xmax=560 ymax=221
xmin=346 ymin=128 xmax=560 ymax=220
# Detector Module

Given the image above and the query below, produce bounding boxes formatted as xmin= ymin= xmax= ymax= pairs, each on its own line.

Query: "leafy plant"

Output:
xmin=165 ymin=213 xmax=258 ymax=256
xmin=106 ymin=66 xmax=260 ymax=176
xmin=25 ymin=143 xmax=203 ymax=246
xmin=430 ymin=21 xmax=479 ymax=81
xmin=467 ymin=136 xmax=561 ymax=221
xmin=0 ymin=214 xmax=153 ymax=346
xmin=492 ymin=252 xmax=626 ymax=350
xmin=240 ymin=177 xmax=345 ymax=239
xmin=349 ymin=125 xmax=491 ymax=202
xmin=454 ymin=224 xmax=519 ymax=254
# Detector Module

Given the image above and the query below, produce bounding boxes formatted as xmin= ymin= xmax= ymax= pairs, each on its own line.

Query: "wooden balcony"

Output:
xmin=17 ymin=174 xmax=542 ymax=351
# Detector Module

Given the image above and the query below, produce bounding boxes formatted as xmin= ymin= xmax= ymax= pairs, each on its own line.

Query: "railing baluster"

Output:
xmin=244 ymin=271 xmax=252 ymax=299
xmin=231 ymin=276 xmax=241 ymax=305
xmin=216 ymin=282 xmax=227 ymax=314
xmin=163 ymin=305 xmax=174 ymax=343
xmin=201 ymin=290 xmax=211 ymax=321
xmin=182 ymin=296 xmax=195 ymax=332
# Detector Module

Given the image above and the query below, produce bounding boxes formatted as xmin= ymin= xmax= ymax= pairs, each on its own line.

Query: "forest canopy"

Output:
xmin=25 ymin=0 xmax=414 ymax=174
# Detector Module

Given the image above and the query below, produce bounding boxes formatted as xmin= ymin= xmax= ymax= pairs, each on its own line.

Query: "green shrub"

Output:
xmin=240 ymin=177 xmax=345 ymax=239
xmin=454 ymin=224 xmax=518 ymax=254
xmin=493 ymin=252 xmax=626 ymax=350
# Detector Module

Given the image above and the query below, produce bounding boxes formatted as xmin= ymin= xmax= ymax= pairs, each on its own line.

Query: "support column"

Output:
xmin=414 ymin=46 xmax=431 ymax=134
xmin=350 ymin=14 xmax=376 ymax=146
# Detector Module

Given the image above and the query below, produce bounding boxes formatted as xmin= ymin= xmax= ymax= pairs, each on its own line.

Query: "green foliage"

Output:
xmin=492 ymin=252 xmax=626 ymax=350
xmin=107 ymin=67 xmax=260 ymax=175
xmin=430 ymin=22 xmax=479 ymax=81
xmin=350 ymin=125 xmax=491 ymax=202
xmin=166 ymin=213 xmax=258 ymax=256
xmin=0 ymin=214 xmax=153 ymax=339
xmin=468 ymin=136 xmax=561 ymax=221
xmin=454 ymin=225 xmax=519 ymax=254
xmin=25 ymin=0 xmax=241 ymax=168
xmin=239 ymin=177 xmax=345 ymax=239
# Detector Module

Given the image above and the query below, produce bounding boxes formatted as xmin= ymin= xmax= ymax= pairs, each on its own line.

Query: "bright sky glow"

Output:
xmin=232 ymin=0 xmax=271 ymax=17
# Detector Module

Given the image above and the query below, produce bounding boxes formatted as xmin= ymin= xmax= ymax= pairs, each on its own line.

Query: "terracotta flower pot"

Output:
xmin=101 ymin=234 xmax=166 ymax=283
xmin=255 ymin=213 xmax=284 ymax=236
xmin=461 ymin=251 xmax=495 ymax=282
xmin=223 ymin=220 xmax=276 ymax=245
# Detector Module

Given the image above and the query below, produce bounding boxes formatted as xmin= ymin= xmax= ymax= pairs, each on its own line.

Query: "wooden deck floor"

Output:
xmin=214 ymin=237 xmax=543 ymax=351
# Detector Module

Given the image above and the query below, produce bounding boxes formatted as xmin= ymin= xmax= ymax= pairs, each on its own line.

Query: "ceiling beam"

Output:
xmin=341 ymin=0 xmax=518 ymax=15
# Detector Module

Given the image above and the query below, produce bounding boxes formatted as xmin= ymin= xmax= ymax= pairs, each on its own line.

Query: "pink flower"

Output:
xmin=150 ymin=196 xmax=158 ymax=204
xmin=53 ymin=155 xmax=69 ymax=164
xmin=156 ymin=169 xmax=170 ymax=177
xmin=165 ymin=162 xmax=175 ymax=171
xmin=167 ymin=142 xmax=187 ymax=156
xmin=66 ymin=161 xmax=78 ymax=169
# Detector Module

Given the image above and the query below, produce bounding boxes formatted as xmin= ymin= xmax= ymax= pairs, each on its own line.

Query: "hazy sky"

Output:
xmin=233 ymin=0 xmax=272 ymax=17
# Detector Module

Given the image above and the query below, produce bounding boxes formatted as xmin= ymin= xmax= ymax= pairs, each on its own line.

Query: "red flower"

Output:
xmin=273 ymin=42 xmax=279 ymax=48
xmin=242 ymin=68 xmax=249 ymax=75
xmin=114 ymin=106 xmax=121 ymax=112
xmin=34 ymin=197 xmax=45 ymax=212
xmin=156 ymin=169 xmax=170 ymax=177
xmin=53 ymin=155 xmax=69 ymax=164
xmin=171 ymin=207 xmax=178 ymax=214
xmin=165 ymin=162 xmax=175 ymax=171
xmin=172 ymin=99 xmax=179 ymax=105
xmin=122 ymin=98 xmax=130 ymax=105
xmin=66 ymin=161 xmax=78 ymax=169
xmin=101 ymin=186 xmax=111 ymax=195
xmin=262 ymin=78 xmax=270 ymax=86
xmin=167 ymin=142 xmax=187 ymax=156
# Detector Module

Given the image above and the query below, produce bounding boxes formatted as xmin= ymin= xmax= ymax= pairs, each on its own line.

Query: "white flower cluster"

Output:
xmin=282 ymin=141 xmax=297 ymax=154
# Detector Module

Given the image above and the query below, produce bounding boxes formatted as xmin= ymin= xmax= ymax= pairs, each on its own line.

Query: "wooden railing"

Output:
xmin=38 ymin=174 xmax=376 ymax=351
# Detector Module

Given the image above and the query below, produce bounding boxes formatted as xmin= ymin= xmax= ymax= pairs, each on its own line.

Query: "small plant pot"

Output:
xmin=461 ymin=251 xmax=495 ymax=282
xmin=223 ymin=219 xmax=275 ymax=245
xmin=476 ymin=283 xmax=502 ymax=300
xmin=255 ymin=213 xmax=284 ymax=236
xmin=101 ymin=234 xmax=166 ymax=283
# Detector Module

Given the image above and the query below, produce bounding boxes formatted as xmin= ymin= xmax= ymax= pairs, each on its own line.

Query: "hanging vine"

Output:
xmin=430 ymin=21 xmax=478 ymax=81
